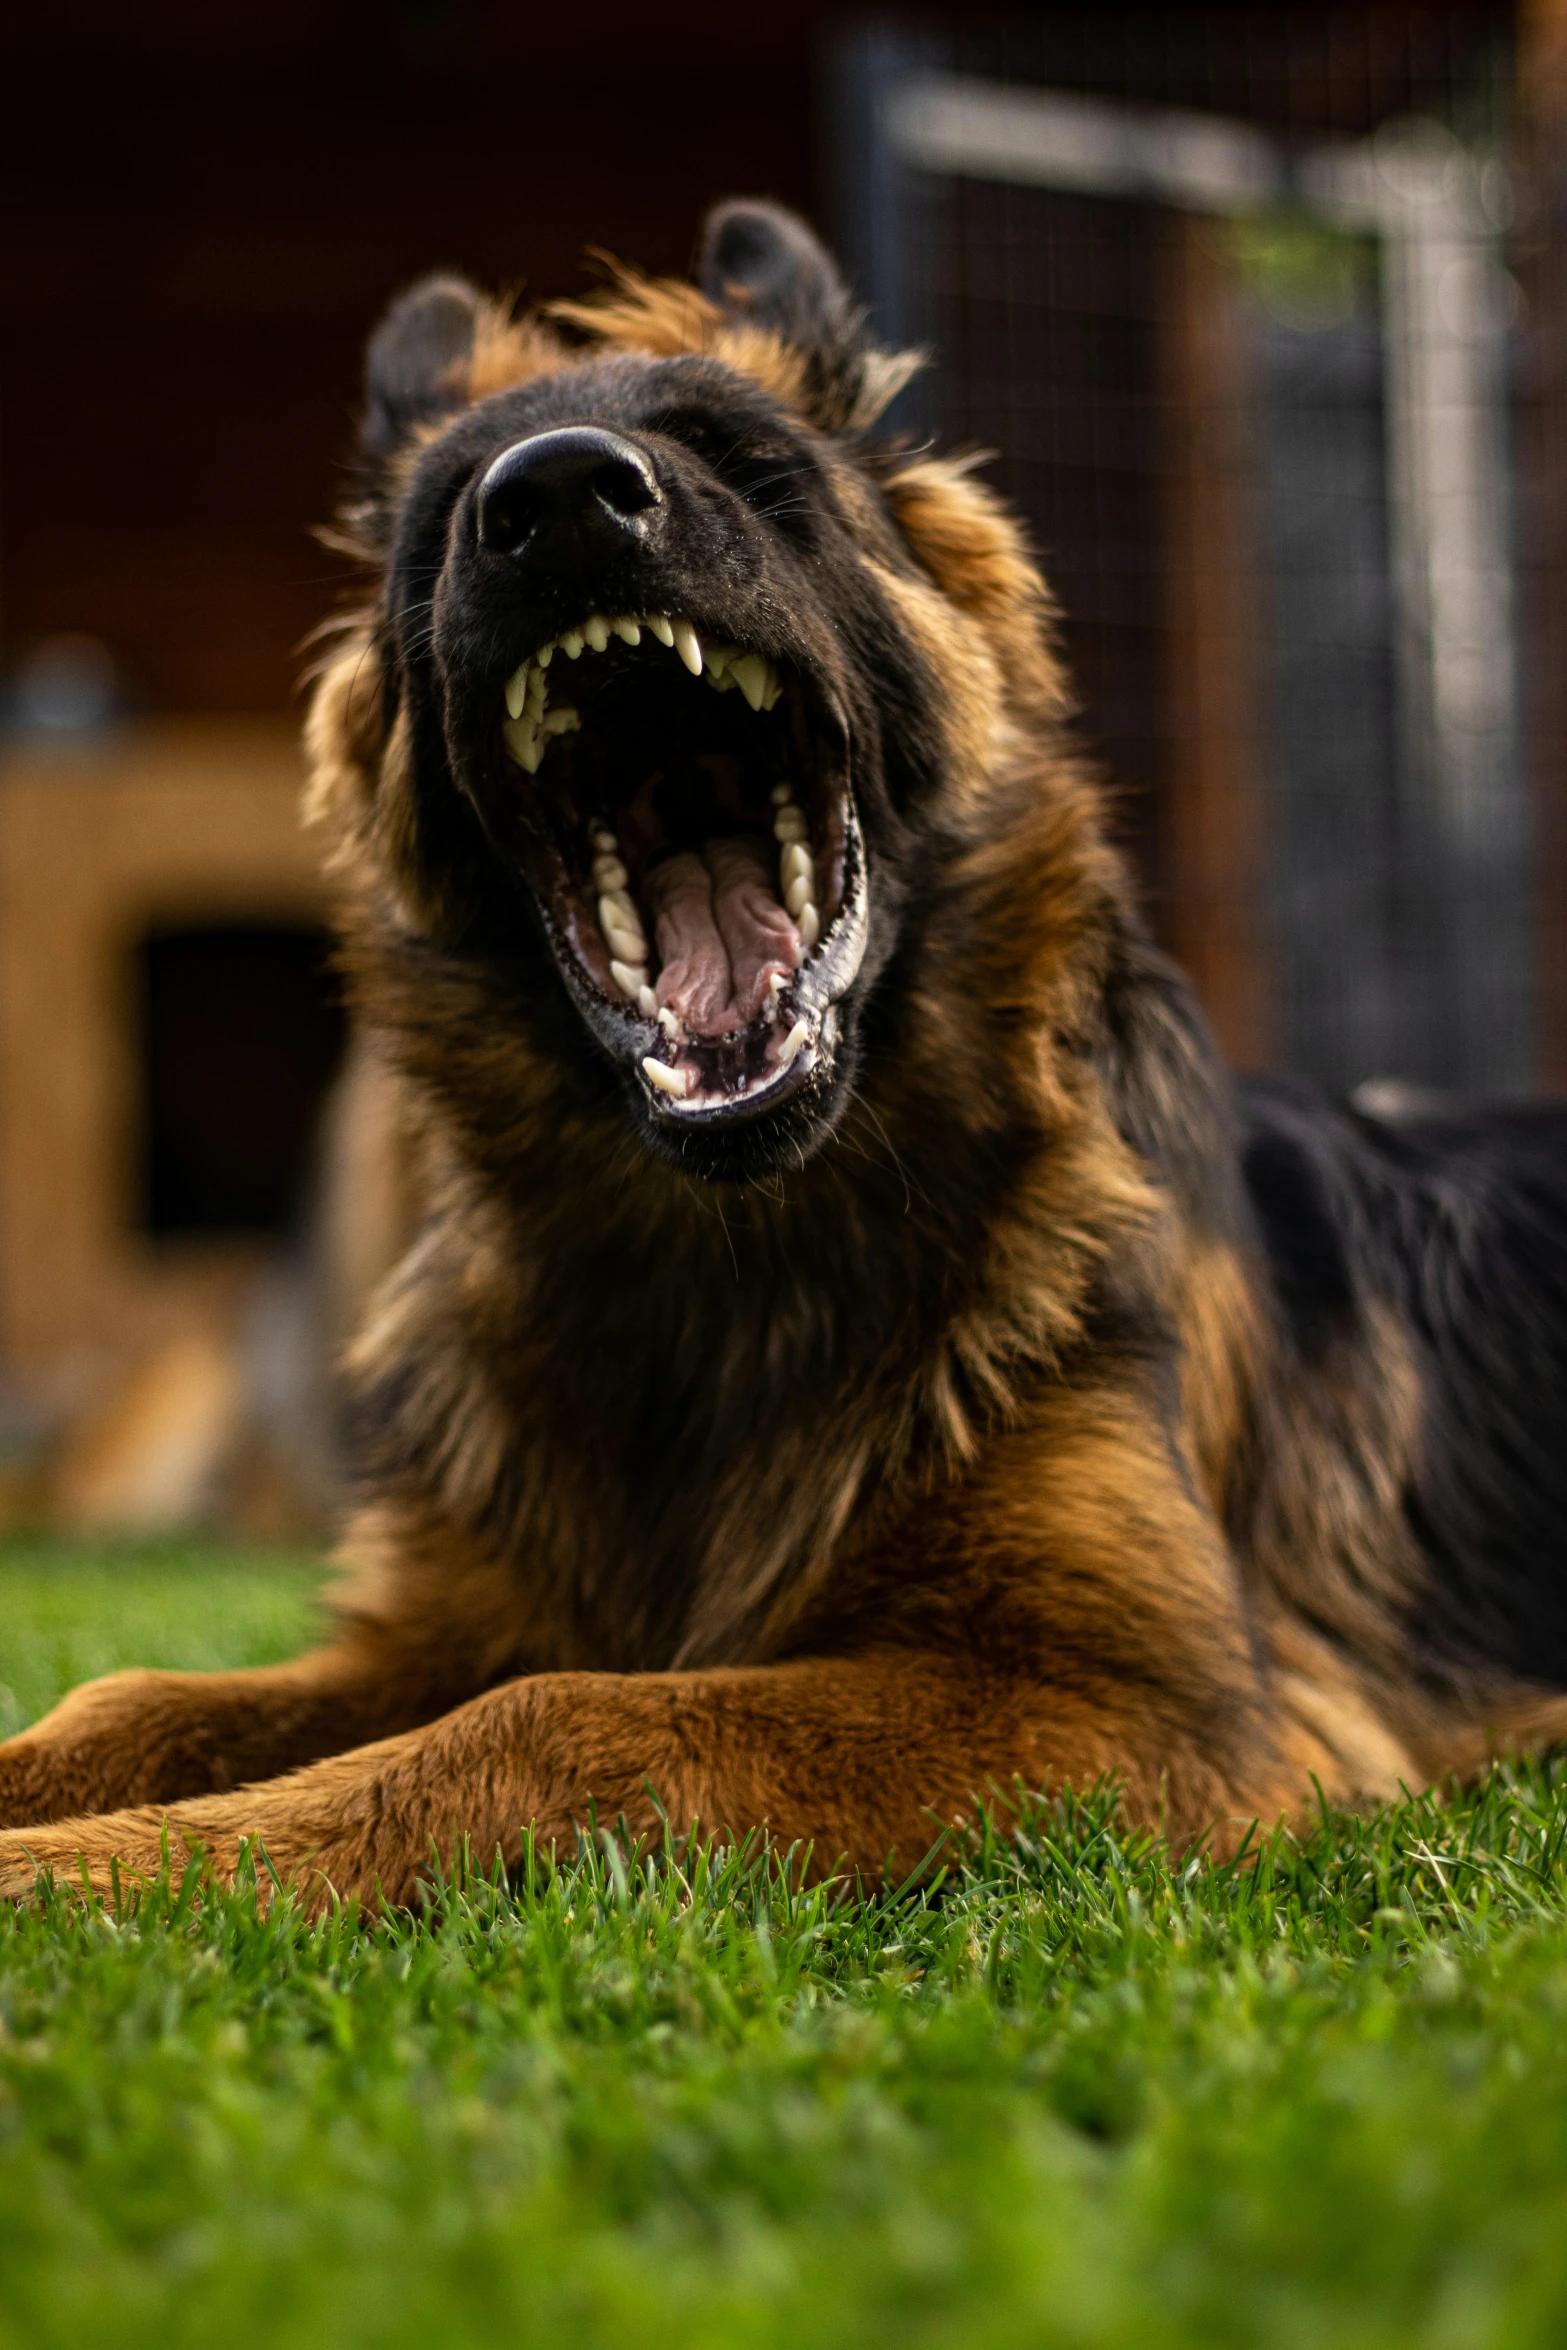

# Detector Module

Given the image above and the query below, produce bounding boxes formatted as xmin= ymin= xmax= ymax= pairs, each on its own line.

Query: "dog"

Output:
xmin=3 ymin=199 xmax=1566 ymax=1907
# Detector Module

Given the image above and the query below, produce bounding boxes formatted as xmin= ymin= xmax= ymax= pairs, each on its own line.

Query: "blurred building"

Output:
xmin=0 ymin=1 xmax=1560 ymax=1527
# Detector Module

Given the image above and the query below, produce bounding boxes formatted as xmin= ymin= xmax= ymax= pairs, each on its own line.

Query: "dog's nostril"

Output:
xmin=592 ymin=455 xmax=660 ymax=520
xmin=478 ymin=483 xmax=541 ymax=557
xmin=476 ymin=427 xmax=662 ymax=555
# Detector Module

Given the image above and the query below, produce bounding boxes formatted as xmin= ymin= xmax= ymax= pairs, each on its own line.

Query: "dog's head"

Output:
xmin=311 ymin=202 xmax=1071 ymax=1184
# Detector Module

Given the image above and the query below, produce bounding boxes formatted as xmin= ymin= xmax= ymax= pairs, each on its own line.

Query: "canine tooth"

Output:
xmin=592 ymin=854 xmax=629 ymax=891
xmin=761 ymin=671 xmax=783 ymax=711
xmin=592 ymin=828 xmax=619 ymax=853
xmin=770 ymin=783 xmax=793 ymax=806
xmin=612 ymin=617 xmax=642 ymax=646
xmin=798 ymin=901 xmax=820 ymax=950
xmin=729 ymin=653 xmax=767 ymax=711
xmin=505 ymin=664 xmax=530 ymax=720
xmin=671 ymin=619 xmax=703 ymax=676
xmin=537 ymin=642 xmax=554 ymax=668
xmin=609 ymin=958 xmax=647 ymax=1000
xmin=542 ymin=707 xmax=581 ymax=735
xmin=781 ymin=843 xmax=814 ymax=896
xmin=643 ymin=1057 xmax=689 ymax=1098
xmin=637 ymin=983 xmax=658 ymax=1018
xmin=777 ymin=1020 xmax=810 ymax=1069
xmin=584 ymin=615 xmax=610 ymax=653
xmin=647 ymin=615 xmax=675 ymax=648
xmin=503 ymin=715 xmax=541 ymax=773
xmin=560 ymin=627 xmax=585 ymax=659
xmin=785 ymin=872 xmax=814 ymax=921
xmin=774 ymin=808 xmax=808 ymax=844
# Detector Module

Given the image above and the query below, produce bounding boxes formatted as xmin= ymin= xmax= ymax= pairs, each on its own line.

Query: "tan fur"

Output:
xmin=0 ymin=227 xmax=1558 ymax=1911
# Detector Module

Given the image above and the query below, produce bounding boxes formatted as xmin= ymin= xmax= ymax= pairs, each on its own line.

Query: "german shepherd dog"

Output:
xmin=3 ymin=202 xmax=1566 ymax=1907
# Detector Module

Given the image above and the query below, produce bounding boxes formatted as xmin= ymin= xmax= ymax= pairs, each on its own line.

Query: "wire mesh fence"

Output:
xmin=831 ymin=7 xmax=1542 ymax=1098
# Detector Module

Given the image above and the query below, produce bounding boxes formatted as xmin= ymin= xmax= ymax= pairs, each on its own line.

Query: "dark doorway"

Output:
xmin=136 ymin=924 xmax=347 ymax=1238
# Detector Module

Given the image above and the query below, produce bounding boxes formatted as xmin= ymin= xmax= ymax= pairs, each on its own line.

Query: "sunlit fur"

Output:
xmin=2 ymin=203 xmax=1566 ymax=1911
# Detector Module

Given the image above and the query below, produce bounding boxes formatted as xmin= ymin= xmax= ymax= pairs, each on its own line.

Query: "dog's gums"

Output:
xmin=490 ymin=607 xmax=867 ymax=1117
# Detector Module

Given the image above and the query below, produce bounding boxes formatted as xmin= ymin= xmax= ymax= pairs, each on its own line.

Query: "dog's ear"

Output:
xmin=697 ymin=199 xmax=916 ymax=431
xmin=362 ymin=273 xmax=483 ymax=463
xmin=699 ymin=201 xmax=857 ymax=354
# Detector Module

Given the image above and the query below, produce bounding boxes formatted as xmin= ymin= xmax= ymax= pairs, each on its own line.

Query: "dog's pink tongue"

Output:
xmin=646 ymin=839 xmax=798 ymax=1034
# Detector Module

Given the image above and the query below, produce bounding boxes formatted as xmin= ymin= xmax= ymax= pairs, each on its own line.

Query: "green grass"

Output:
xmin=3 ymin=1543 xmax=1567 ymax=2347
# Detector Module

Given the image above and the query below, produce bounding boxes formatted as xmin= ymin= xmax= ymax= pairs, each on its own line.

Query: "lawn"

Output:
xmin=1 ymin=1540 xmax=1566 ymax=2348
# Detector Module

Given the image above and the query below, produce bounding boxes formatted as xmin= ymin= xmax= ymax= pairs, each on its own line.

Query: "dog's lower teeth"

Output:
xmin=780 ymin=843 xmax=814 ymax=896
xmin=644 ymin=1057 xmax=689 ymax=1097
xmin=778 ymin=1020 xmax=810 ymax=1069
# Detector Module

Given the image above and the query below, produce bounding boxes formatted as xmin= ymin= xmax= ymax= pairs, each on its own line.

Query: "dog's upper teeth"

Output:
xmin=774 ymin=806 xmax=808 ymax=844
xmin=657 ymin=1006 xmax=684 ymax=1042
xmin=729 ymin=653 xmax=768 ymax=711
xmin=798 ymin=902 xmax=820 ymax=951
xmin=503 ymin=715 xmax=542 ymax=773
xmin=504 ymin=617 xmax=782 ymax=780
xmin=593 ymin=827 xmax=619 ymax=853
xmin=592 ymin=853 xmax=629 ymax=891
xmin=637 ymin=982 xmax=658 ymax=1018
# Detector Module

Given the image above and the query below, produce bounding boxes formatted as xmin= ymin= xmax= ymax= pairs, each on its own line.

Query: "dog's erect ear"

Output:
xmin=697 ymin=199 xmax=915 ymax=431
xmin=362 ymin=273 xmax=483 ymax=463
xmin=699 ymin=201 xmax=857 ymax=354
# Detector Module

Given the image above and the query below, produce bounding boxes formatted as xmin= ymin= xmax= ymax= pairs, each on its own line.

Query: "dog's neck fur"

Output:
xmin=334 ymin=728 xmax=1199 ymax=1674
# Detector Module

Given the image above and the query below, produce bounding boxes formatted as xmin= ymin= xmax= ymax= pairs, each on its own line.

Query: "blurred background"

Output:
xmin=0 ymin=0 xmax=1562 ymax=1533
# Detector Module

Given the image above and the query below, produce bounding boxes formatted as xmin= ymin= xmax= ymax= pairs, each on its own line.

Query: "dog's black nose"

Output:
xmin=476 ymin=427 xmax=662 ymax=558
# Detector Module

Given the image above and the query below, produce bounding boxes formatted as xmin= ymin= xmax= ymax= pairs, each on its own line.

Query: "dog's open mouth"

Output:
xmin=494 ymin=612 xmax=867 ymax=1120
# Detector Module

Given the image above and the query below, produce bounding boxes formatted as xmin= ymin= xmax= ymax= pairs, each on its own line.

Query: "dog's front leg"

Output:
xmin=0 ymin=1632 xmax=480 ymax=1831
xmin=0 ymin=1649 xmax=1280 ymax=1908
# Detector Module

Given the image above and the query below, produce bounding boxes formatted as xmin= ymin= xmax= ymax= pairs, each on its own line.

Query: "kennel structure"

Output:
xmin=0 ymin=719 xmax=341 ymax=1518
xmin=830 ymin=11 xmax=1538 ymax=1097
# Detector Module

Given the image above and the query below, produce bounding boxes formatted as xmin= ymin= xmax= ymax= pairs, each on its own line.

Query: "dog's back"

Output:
xmin=1240 ymin=1077 xmax=1567 ymax=1699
